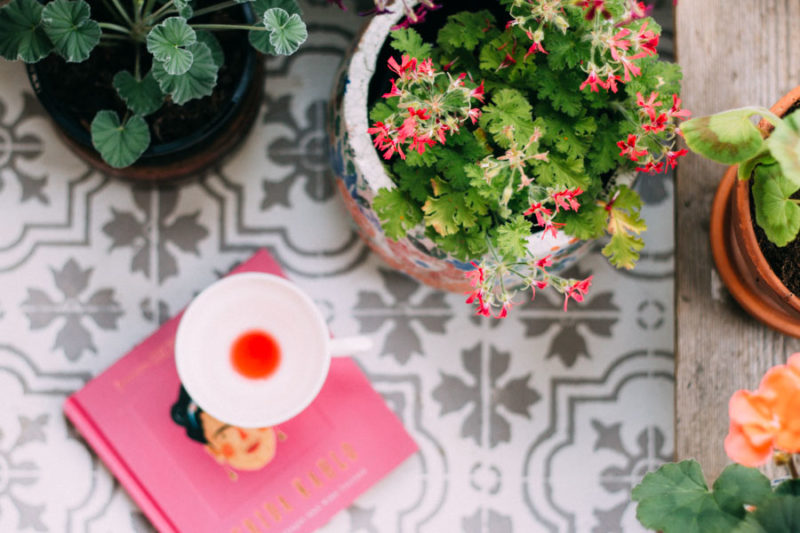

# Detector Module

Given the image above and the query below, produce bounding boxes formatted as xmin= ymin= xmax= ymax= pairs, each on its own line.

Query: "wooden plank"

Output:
xmin=675 ymin=0 xmax=800 ymax=481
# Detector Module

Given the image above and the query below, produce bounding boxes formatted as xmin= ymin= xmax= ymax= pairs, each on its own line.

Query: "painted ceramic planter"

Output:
xmin=709 ymin=86 xmax=800 ymax=338
xmin=327 ymin=3 xmax=622 ymax=294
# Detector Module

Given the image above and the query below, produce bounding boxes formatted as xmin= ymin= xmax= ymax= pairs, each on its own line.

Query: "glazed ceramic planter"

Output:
xmin=709 ymin=86 xmax=800 ymax=337
xmin=328 ymin=2 xmax=621 ymax=293
xmin=26 ymin=4 xmax=262 ymax=182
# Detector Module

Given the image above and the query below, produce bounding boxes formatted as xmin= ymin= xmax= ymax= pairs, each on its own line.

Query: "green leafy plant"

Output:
xmin=633 ymin=352 xmax=800 ymax=532
xmin=682 ymin=107 xmax=800 ymax=247
xmin=633 ymin=460 xmax=800 ymax=533
xmin=367 ymin=0 xmax=687 ymax=317
xmin=0 ymin=0 xmax=309 ymax=168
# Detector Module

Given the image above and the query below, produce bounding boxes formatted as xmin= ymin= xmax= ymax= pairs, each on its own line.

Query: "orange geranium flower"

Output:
xmin=724 ymin=353 xmax=800 ymax=467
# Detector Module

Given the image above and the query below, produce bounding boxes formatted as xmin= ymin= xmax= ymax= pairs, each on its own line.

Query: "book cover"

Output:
xmin=64 ymin=249 xmax=418 ymax=533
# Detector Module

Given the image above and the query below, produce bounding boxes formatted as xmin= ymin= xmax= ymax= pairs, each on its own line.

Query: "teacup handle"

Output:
xmin=329 ymin=336 xmax=373 ymax=357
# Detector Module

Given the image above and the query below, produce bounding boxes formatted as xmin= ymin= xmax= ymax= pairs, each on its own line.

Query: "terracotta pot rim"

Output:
xmin=710 ymin=167 xmax=800 ymax=337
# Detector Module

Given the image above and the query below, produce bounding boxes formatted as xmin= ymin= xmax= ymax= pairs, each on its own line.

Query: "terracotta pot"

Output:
xmin=709 ymin=86 xmax=800 ymax=337
xmin=26 ymin=4 xmax=263 ymax=182
xmin=327 ymin=1 xmax=623 ymax=293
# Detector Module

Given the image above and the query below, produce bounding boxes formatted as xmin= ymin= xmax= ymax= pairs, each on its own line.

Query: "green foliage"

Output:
xmin=248 ymin=0 xmax=305 ymax=55
xmin=752 ymin=162 xmax=800 ymax=247
xmin=196 ymin=31 xmax=224 ymax=67
xmin=0 ymin=0 xmax=311 ymax=168
xmin=373 ymin=187 xmax=422 ymax=240
xmin=173 ymin=0 xmax=193 ymax=18
xmin=147 ymin=17 xmax=197 ymax=76
xmin=732 ymin=496 xmax=800 ymax=533
xmin=686 ymin=107 xmax=800 ymax=247
xmin=495 ymin=215 xmax=531 ymax=261
xmin=368 ymin=3 xmax=682 ymax=264
xmin=766 ymin=109 xmax=800 ymax=189
xmin=437 ymin=11 xmax=494 ymax=54
xmin=422 ymin=179 xmax=482 ymax=236
xmin=151 ymin=41 xmax=219 ymax=105
xmin=632 ymin=461 xmax=771 ymax=533
xmin=682 ymin=108 xmax=766 ymax=165
xmin=0 ymin=0 xmax=53 ymax=62
xmin=250 ymin=0 xmax=301 ymax=18
xmin=480 ymin=89 xmax=536 ymax=148
xmin=261 ymin=7 xmax=307 ymax=55
xmin=602 ymin=185 xmax=645 ymax=269
xmin=390 ymin=28 xmax=432 ymax=59
xmin=113 ymin=71 xmax=164 ymax=116
xmin=90 ymin=110 xmax=151 ymax=168
xmin=41 ymin=0 xmax=99 ymax=63
xmin=634 ymin=460 xmax=800 ymax=533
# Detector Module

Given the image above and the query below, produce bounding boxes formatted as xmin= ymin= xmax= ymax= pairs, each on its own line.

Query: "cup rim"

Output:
xmin=174 ymin=272 xmax=331 ymax=428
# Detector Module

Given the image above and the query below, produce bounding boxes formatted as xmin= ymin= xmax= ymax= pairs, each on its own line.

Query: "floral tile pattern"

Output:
xmin=0 ymin=0 xmax=675 ymax=531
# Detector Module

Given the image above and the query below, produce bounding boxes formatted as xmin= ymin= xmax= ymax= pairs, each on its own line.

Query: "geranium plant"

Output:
xmin=632 ymin=353 xmax=800 ymax=533
xmin=682 ymin=107 xmax=800 ymax=247
xmin=367 ymin=0 xmax=688 ymax=317
xmin=0 ymin=0 xmax=309 ymax=168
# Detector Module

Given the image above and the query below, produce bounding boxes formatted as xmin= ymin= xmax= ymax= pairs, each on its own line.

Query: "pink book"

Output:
xmin=64 ymin=249 xmax=418 ymax=533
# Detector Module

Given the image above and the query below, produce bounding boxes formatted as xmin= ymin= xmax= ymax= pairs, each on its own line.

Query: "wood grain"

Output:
xmin=675 ymin=0 xmax=800 ymax=481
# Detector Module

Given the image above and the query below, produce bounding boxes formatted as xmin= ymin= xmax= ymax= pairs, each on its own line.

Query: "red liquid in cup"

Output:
xmin=230 ymin=330 xmax=281 ymax=379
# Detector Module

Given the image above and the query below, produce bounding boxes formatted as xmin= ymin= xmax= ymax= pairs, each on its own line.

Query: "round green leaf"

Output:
xmin=775 ymin=480 xmax=800 ymax=496
xmin=262 ymin=7 xmax=307 ymax=56
xmin=711 ymin=463 xmax=772 ymax=518
xmin=195 ymin=30 xmax=223 ymax=67
xmin=0 ymin=0 xmax=53 ymax=62
xmin=632 ymin=460 xmax=756 ymax=533
xmin=766 ymin=109 xmax=800 ymax=189
xmin=732 ymin=495 xmax=800 ymax=533
xmin=248 ymin=0 xmax=302 ymax=54
xmin=252 ymin=0 xmax=301 ymax=17
xmin=41 ymin=0 xmax=99 ymax=63
xmin=248 ymin=25 xmax=275 ymax=54
xmin=151 ymin=41 xmax=218 ymax=105
xmin=113 ymin=70 xmax=164 ymax=116
xmin=146 ymin=17 xmax=196 ymax=76
xmin=682 ymin=108 xmax=767 ymax=165
xmin=90 ymin=111 xmax=151 ymax=168
xmin=173 ymin=0 xmax=193 ymax=18
xmin=752 ymin=162 xmax=800 ymax=247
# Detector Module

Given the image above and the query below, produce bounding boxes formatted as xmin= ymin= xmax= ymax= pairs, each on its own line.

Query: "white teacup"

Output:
xmin=175 ymin=273 xmax=372 ymax=428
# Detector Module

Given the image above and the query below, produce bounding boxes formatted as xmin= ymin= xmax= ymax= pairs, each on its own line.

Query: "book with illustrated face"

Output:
xmin=63 ymin=249 xmax=418 ymax=533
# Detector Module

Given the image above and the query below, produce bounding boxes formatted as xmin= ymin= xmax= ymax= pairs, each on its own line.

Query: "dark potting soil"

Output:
xmin=34 ymin=0 xmax=250 ymax=146
xmin=750 ymin=184 xmax=800 ymax=296
xmin=748 ymin=99 xmax=800 ymax=296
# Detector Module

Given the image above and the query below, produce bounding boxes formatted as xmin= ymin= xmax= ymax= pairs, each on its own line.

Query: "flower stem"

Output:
xmin=190 ymin=23 xmax=266 ymax=31
xmin=100 ymin=33 xmax=130 ymax=42
xmin=191 ymin=0 xmax=240 ymax=18
xmin=99 ymin=22 xmax=133 ymax=35
xmin=143 ymin=0 xmax=158 ymax=18
xmin=790 ymin=454 xmax=799 ymax=479
xmin=148 ymin=0 xmax=175 ymax=22
xmin=109 ymin=0 xmax=134 ymax=27
xmin=100 ymin=0 xmax=128 ymax=26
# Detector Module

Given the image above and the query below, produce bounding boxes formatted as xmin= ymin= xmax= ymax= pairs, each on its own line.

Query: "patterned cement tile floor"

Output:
xmin=0 ymin=0 xmax=675 ymax=531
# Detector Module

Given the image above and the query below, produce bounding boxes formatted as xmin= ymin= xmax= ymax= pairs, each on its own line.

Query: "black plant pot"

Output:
xmin=26 ymin=2 xmax=263 ymax=181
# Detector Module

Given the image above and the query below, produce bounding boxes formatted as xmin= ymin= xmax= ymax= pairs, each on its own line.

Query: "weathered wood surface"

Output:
xmin=676 ymin=1 xmax=800 ymax=481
